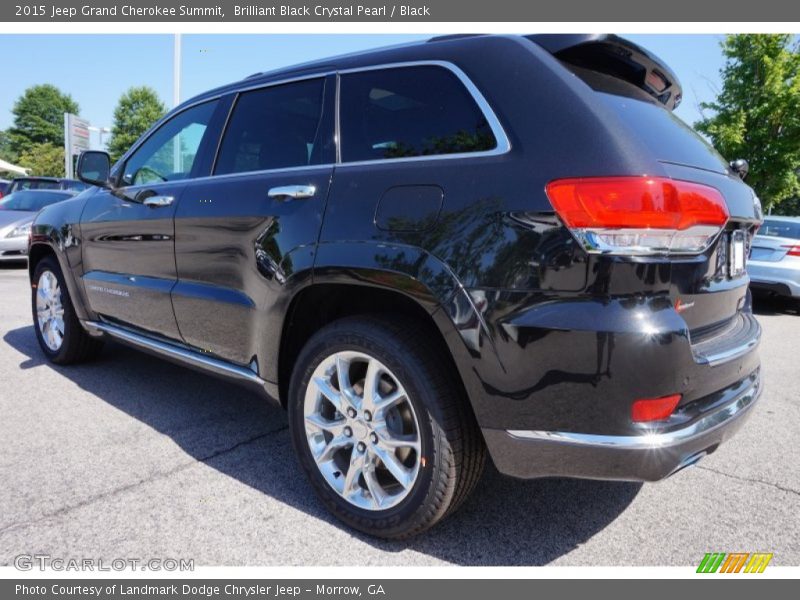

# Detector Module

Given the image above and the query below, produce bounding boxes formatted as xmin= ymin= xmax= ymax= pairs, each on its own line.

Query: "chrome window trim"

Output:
xmin=187 ymin=163 xmax=336 ymax=186
xmin=117 ymin=71 xmax=335 ymax=179
xmin=118 ymin=60 xmax=511 ymax=184
xmin=335 ymin=60 xmax=511 ymax=167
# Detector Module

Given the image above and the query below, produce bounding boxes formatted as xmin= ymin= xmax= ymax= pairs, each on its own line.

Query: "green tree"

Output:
xmin=7 ymin=84 xmax=79 ymax=157
xmin=695 ymin=34 xmax=800 ymax=210
xmin=16 ymin=142 xmax=65 ymax=177
xmin=0 ymin=129 xmax=14 ymax=163
xmin=107 ymin=86 xmax=166 ymax=161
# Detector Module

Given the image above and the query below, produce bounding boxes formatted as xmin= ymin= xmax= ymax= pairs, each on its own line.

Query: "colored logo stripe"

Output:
xmin=697 ymin=553 xmax=726 ymax=573
xmin=745 ymin=553 xmax=773 ymax=573
xmin=697 ymin=552 xmax=773 ymax=573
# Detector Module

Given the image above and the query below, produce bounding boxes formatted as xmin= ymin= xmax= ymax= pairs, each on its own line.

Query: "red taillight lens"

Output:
xmin=631 ymin=394 xmax=682 ymax=423
xmin=782 ymin=245 xmax=800 ymax=257
xmin=545 ymin=177 xmax=729 ymax=255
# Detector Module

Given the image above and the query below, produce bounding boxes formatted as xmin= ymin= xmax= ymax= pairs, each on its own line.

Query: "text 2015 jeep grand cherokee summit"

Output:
xmin=29 ymin=34 xmax=763 ymax=538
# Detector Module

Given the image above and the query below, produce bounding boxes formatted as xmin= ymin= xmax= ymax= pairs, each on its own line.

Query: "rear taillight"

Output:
xmin=782 ymin=245 xmax=800 ymax=257
xmin=545 ymin=177 xmax=729 ymax=255
xmin=631 ymin=394 xmax=682 ymax=423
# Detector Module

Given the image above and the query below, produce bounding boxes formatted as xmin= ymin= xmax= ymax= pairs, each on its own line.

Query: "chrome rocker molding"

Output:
xmin=84 ymin=320 xmax=274 ymax=400
xmin=508 ymin=375 xmax=760 ymax=450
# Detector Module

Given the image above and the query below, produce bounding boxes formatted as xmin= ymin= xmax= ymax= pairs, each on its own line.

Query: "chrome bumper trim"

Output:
xmin=507 ymin=376 xmax=760 ymax=450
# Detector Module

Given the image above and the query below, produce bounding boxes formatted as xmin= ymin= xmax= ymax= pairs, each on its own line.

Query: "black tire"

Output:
xmin=31 ymin=256 xmax=103 ymax=365
xmin=288 ymin=315 xmax=486 ymax=539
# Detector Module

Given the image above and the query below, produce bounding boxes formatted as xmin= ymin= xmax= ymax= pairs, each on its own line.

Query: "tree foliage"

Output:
xmin=107 ymin=86 xmax=167 ymax=162
xmin=695 ymin=34 xmax=800 ymax=210
xmin=7 ymin=84 xmax=79 ymax=157
xmin=16 ymin=142 xmax=65 ymax=177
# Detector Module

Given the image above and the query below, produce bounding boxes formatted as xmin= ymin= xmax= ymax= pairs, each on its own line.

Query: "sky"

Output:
xmin=0 ymin=34 xmax=728 ymax=145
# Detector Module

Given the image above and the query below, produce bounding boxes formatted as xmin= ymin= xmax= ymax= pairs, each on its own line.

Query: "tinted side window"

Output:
xmin=339 ymin=66 xmax=497 ymax=162
xmin=122 ymin=100 xmax=218 ymax=187
xmin=215 ymin=78 xmax=327 ymax=175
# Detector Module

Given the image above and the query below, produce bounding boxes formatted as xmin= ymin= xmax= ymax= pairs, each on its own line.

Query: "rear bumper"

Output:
xmin=748 ymin=260 xmax=800 ymax=298
xmin=483 ymin=368 xmax=761 ymax=481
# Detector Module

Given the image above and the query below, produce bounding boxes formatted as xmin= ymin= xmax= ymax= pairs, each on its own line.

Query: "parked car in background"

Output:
xmin=6 ymin=177 xmax=90 ymax=195
xmin=0 ymin=178 xmax=10 ymax=199
xmin=0 ymin=189 xmax=76 ymax=262
xmin=749 ymin=215 xmax=800 ymax=307
xmin=28 ymin=34 xmax=763 ymax=538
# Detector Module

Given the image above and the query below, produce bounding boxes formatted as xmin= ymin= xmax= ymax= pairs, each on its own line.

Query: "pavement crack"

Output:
xmin=696 ymin=465 xmax=800 ymax=496
xmin=0 ymin=425 xmax=288 ymax=537
xmin=197 ymin=426 xmax=288 ymax=465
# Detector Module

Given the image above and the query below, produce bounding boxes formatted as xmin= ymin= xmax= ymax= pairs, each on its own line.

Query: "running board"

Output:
xmin=84 ymin=320 xmax=274 ymax=399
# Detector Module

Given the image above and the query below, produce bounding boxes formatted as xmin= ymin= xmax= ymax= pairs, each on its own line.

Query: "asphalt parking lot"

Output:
xmin=0 ymin=262 xmax=798 ymax=567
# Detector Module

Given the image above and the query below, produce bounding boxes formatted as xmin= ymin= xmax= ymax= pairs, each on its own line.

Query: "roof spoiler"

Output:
xmin=527 ymin=34 xmax=682 ymax=111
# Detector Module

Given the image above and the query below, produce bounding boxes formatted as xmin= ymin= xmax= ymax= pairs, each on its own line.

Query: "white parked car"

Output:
xmin=748 ymin=215 xmax=800 ymax=307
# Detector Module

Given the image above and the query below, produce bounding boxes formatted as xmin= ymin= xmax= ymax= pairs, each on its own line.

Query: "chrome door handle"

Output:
xmin=143 ymin=195 xmax=175 ymax=208
xmin=268 ymin=185 xmax=316 ymax=200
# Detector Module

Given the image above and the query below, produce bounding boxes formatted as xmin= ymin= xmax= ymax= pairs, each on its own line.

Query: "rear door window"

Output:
xmin=339 ymin=65 xmax=497 ymax=162
xmin=214 ymin=78 xmax=327 ymax=175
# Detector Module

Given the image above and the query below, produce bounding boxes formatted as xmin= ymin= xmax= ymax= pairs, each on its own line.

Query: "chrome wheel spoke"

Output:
xmin=360 ymin=359 xmax=381 ymax=412
xmin=374 ymin=425 xmax=420 ymax=452
xmin=343 ymin=446 xmax=366 ymax=497
xmin=372 ymin=445 xmax=414 ymax=490
xmin=305 ymin=413 xmax=345 ymax=437
xmin=313 ymin=375 xmax=352 ymax=417
xmin=363 ymin=466 xmax=386 ymax=509
xmin=373 ymin=389 xmax=406 ymax=417
xmin=314 ymin=434 xmax=351 ymax=465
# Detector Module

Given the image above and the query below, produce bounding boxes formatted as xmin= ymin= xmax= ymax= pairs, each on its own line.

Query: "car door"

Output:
xmin=171 ymin=75 xmax=336 ymax=368
xmin=80 ymin=99 xmax=221 ymax=340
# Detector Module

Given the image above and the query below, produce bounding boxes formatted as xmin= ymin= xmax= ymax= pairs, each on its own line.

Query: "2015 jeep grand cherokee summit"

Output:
xmin=29 ymin=34 xmax=763 ymax=538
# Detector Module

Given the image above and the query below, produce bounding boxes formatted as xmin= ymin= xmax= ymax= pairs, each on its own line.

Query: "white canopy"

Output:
xmin=0 ymin=158 xmax=30 ymax=176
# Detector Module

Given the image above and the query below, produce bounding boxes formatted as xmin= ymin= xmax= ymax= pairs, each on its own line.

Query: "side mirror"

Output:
xmin=730 ymin=158 xmax=749 ymax=180
xmin=76 ymin=151 xmax=112 ymax=188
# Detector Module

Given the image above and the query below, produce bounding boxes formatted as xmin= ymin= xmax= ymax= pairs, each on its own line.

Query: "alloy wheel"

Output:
xmin=303 ymin=350 xmax=422 ymax=511
xmin=36 ymin=270 xmax=65 ymax=352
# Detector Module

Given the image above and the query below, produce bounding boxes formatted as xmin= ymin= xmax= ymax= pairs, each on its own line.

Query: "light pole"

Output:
xmin=173 ymin=33 xmax=182 ymax=108
xmin=173 ymin=33 xmax=182 ymax=172
xmin=88 ymin=126 xmax=111 ymax=150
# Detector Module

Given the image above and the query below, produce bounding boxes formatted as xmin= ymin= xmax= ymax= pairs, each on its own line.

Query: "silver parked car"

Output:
xmin=748 ymin=215 xmax=800 ymax=306
xmin=0 ymin=189 xmax=76 ymax=262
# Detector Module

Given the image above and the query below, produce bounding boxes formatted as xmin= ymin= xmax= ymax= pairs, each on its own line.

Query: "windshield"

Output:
xmin=0 ymin=190 xmax=72 ymax=212
xmin=759 ymin=219 xmax=800 ymax=240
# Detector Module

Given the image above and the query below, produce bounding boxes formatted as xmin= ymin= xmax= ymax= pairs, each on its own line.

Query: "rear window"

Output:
xmin=599 ymin=92 xmax=729 ymax=174
xmin=760 ymin=220 xmax=800 ymax=240
xmin=0 ymin=190 xmax=72 ymax=211
xmin=339 ymin=65 xmax=497 ymax=162
xmin=10 ymin=179 xmax=60 ymax=192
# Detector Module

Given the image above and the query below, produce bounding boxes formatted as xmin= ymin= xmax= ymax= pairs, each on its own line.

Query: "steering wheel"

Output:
xmin=133 ymin=166 xmax=168 ymax=185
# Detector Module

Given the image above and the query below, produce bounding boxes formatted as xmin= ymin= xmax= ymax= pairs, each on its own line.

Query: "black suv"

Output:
xmin=28 ymin=34 xmax=763 ymax=538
